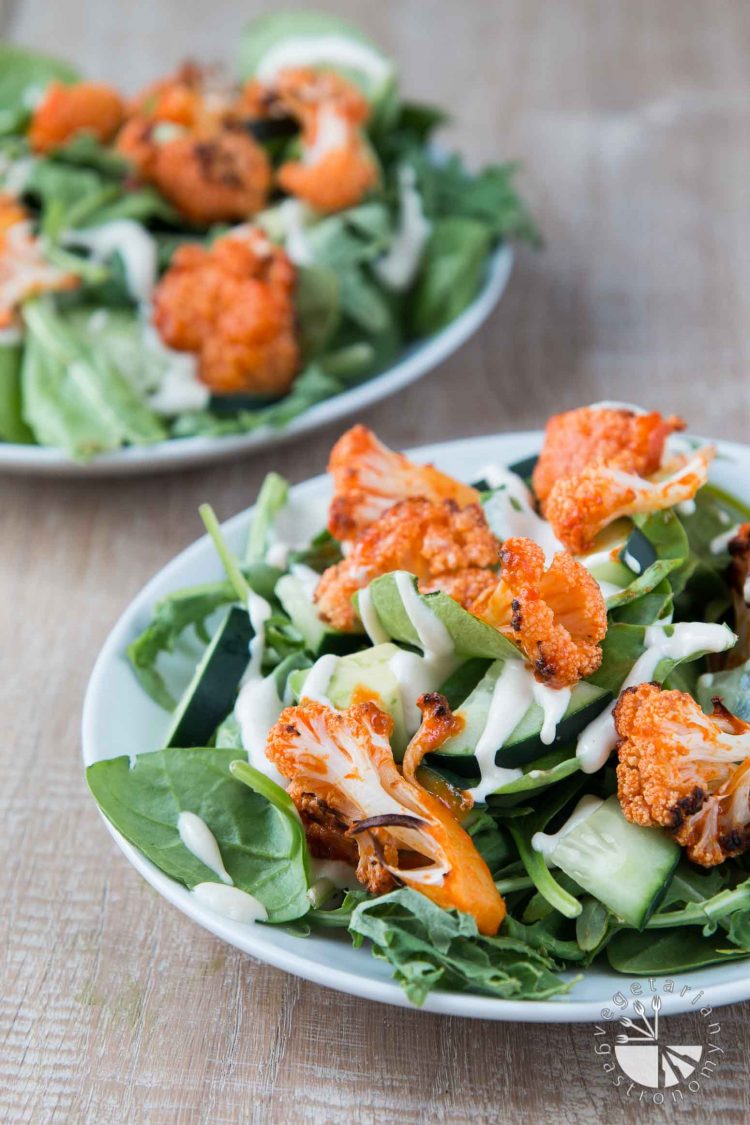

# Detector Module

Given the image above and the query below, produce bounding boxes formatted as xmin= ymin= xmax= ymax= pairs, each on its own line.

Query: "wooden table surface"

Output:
xmin=3 ymin=0 xmax=750 ymax=1120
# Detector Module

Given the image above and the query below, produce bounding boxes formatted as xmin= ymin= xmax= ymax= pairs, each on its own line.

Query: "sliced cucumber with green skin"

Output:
xmin=289 ymin=642 xmax=409 ymax=754
xmin=165 ymin=606 xmax=253 ymax=748
xmin=538 ymin=795 xmax=680 ymax=929
xmin=237 ymin=11 xmax=399 ymax=127
xmin=430 ymin=659 xmax=610 ymax=773
xmin=275 ymin=572 xmax=362 ymax=656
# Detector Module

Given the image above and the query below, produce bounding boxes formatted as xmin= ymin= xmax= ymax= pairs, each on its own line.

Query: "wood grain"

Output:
xmin=3 ymin=1 xmax=750 ymax=1121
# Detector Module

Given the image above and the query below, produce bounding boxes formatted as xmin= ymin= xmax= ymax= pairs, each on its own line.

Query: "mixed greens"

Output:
xmin=86 ymin=407 xmax=750 ymax=1006
xmin=0 ymin=13 xmax=537 ymax=460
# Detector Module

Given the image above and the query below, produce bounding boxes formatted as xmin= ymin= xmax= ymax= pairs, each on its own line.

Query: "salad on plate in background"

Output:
xmin=0 ymin=11 xmax=536 ymax=461
xmin=87 ymin=403 xmax=750 ymax=1006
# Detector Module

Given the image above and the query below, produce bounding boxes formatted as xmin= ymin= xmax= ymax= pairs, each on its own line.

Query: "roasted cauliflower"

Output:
xmin=470 ymin=536 xmax=607 ymax=688
xmin=265 ymin=696 xmax=505 ymax=933
xmin=151 ymin=225 xmax=299 ymax=396
xmin=327 ymin=425 xmax=480 ymax=542
xmin=0 ymin=198 xmax=78 ymax=329
xmin=615 ymin=682 xmax=750 ymax=866
xmin=243 ymin=67 xmax=377 ymax=212
xmin=532 ymin=405 xmax=685 ymax=504
xmin=28 ymin=80 xmax=125 ymax=153
xmin=314 ymin=497 xmax=499 ymax=631
xmin=544 ymin=446 xmax=714 ymax=554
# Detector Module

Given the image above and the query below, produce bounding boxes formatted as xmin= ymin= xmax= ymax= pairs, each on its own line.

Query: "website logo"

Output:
xmin=593 ymin=979 xmax=723 ymax=1104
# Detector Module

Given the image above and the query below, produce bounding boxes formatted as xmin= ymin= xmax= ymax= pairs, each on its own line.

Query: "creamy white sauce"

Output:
xmin=710 ymin=525 xmax=742 ymax=555
xmin=191 ymin=882 xmax=267 ymax=924
xmin=308 ymin=857 xmax=359 ymax=893
xmin=87 ymin=309 xmax=109 ymax=333
xmin=256 ymin=35 xmax=392 ymax=85
xmin=0 ymin=153 xmax=35 ymax=195
xmin=178 ymin=811 xmax=233 ymax=885
xmin=576 ymin=621 xmax=736 ymax=773
xmin=290 ymin=562 xmax=322 ymax=601
xmin=677 ymin=499 xmax=697 ymax=516
xmin=140 ymin=324 xmax=210 ymax=415
xmin=301 ymin=652 xmax=339 ymax=706
xmin=265 ymin=540 xmax=290 ymax=569
xmin=621 ymin=547 xmax=642 ymax=575
xmin=468 ymin=662 xmax=570 ymax=802
xmin=64 ymin=220 xmax=157 ymax=305
xmin=531 ymin=795 xmax=604 ymax=858
xmin=278 ymin=198 xmax=316 ymax=266
xmin=374 ymin=166 xmax=431 ymax=291
xmin=358 ymin=585 xmax=390 ymax=645
xmin=304 ymin=106 xmax=349 ymax=164
xmin=482 ymin=467 xmax=562 ymax=563
xmin=247 ymin=590 xmax=272 ymax=677
xmin=388 ymin=572 xmax=459 ymax=732
xmin=235 ymin=675 xmax=286 ymax=785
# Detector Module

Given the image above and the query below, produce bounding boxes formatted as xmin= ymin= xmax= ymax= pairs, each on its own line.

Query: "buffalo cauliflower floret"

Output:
xmin=469 ymin=536 xmax=607 ymax=688
xmin=0 ymin=198 xmax=78 ymax=329
xmin=127 ymin=61 xmax=233 ymax=130
xmin=152 ymin=225 xmax=299 ymax=396
xmin=117 ymin=121 xmax=271 ymax=225
xmin=532 ymin=406 xmax=685 ymax=504
xmin=544 ymin=446 xmax=714 ymax=554
xmin=327 ymin=425 xmax=480 ymax=542
xmin=615 ymin=682 xmax=750 ymax=866
xmin=243 ymin=67 xmax=377 ymax=212
xmin=314 ymin=497 xmax=499 ymax=631
xmin=265 ymin=697 xmax=505 ymax=933
xmin=28 ymin=81 xmax=125 ymax=153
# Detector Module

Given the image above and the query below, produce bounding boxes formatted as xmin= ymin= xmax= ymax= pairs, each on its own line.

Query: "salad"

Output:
xmin=0 ymin=12 xmax=536 ymax=460
xmin=87 ymin=404 xmax=750 ymax=1006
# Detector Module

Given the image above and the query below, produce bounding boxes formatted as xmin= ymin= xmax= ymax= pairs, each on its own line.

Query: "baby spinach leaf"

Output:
xmin=0 ymin=341 xmax=34 ymax=443
xmin=295 ymin=265 xmax=340 ymax=358
xmin=349 ymin=887 xmax=569 ymax=1005
xmin=409 ymin=216 xmax=491 ymax=337
xmin=86 ymin=747 xmax=310 ymax=923
xmin=127 ymin=580 xmax=239 ymax=708
xmin=698 ymin=658 xmax=750 ymax=720
xmin=607 ymin=927 xmax=748 ymax=974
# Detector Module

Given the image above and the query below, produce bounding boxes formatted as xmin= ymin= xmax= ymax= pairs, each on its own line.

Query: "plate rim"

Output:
xmin=0 ymin=244 xmax=512 ymax=477
xmin=81 ymin=429 xmax=750 ymax=1020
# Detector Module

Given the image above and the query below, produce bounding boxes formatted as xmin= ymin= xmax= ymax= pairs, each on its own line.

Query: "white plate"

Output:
xmin=82 ymin=431 xmax=750 ymax=1020
xmin=0 ymin=246 xmax=511 ymax=477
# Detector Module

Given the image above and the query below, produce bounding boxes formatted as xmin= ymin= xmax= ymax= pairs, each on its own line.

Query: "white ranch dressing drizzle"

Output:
xmin=247 ymin=590 xmax=272 ymax=677
xmin=301 ymin=652 xmax=339 ymax=706
xmin=677 ymin=499 xmax=697 ymax=516
xmin=358 ymin=585 xmax=390 ymax=645
xmin=531 ymin=795 xmax=604 ymax=858
xmin=710 ymin=524 xmax=742 ymax=555
xmin=374 ymin=166 xmax=431 ymax=291
xmin=468 ymin=662 xmax=571 ymax=802
xmin=576 ymin=621 xmax=736 ymax=774
xmin=290 ymin=562 xmax=322 ymax=601
xmin=303 ymin=106 xmax=349 ymax=164
xmin=481 ymin=465 xmax=563 ymax=563
xmin=235 ymin=676 xmax=286 ymax=785
xmin=177 ymin=812 xmax=233 ymax=885
xmin=278 ymin=198 xmax=316 ymax=266
xmin=256 ymin=36 xmax=392 ymax=85
xmin=621 ymin=547 xmax=642 ymax=575
xmin=308 ymin=857 xmax=360 ymax=891
xmin=265 ymin=540 xmax=291 ymax=569
xmin=63 ymin=220 xmax=157 ymax=305
xmin=142 ymin=326 xmax=210 ymax=416
xmin=191 ymin=882 xmax=267 ymax=924
xmin=388 ymin=572 xmax=459 ymax=733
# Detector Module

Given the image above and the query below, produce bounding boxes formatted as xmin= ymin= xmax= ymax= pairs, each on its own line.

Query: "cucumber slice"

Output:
xmin=275 ymin=572 xmax=360 ymax=656
xmin=289 ymin=642 xmax=409 ymax=753
xmin=538 ymin=795 xmax=679 ymax=929
xmin=165 ymin=606 xmax=252 ymax=748
xmin=432 ymin=659 xmax=610 ymax=770
xmin=237 ymin=12 xmax=398 ymax=125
